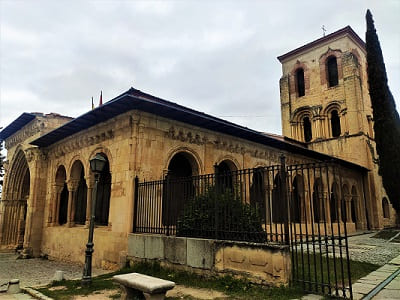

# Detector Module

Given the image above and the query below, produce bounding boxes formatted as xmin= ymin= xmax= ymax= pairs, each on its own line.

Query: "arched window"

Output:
xmin=331 ymin=110 xmax=341 ymax=137
xmin=313 ymin=179 xmax=323 ymax=222
xmin=95 ymin=154 xmax=111 ymax=226
xmin=303 ymin=117 xmax=312 ymax=142
xmin=382 ymin=197 xmax=390 ymax=219
xmin=215 ymin=160 xmax=237 ymax=191
xmin=296 ymin=68 xmax=305 ymax=97
xmin=291 ymin=176 xmax=303 ymax=223
xmin=330 ymin=182 xmax=339 ymax=222
xmin=59 ymin=183 xmax=68 ymax=225
xmin=327 ymin=56 xmax=338 ymax=87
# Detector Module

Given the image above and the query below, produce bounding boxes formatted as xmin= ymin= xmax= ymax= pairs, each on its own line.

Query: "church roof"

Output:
xmin=0 ymin=112 xmax=40 ymax=140
xmin=29 ymin=87 xmax=368 ymax=171
xmin=277 ymin=26 xmax=365 ymax=62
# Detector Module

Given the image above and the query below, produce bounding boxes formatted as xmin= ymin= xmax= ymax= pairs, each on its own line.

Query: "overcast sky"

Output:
xmin=0 ymin=0 xmax=399 ymax=135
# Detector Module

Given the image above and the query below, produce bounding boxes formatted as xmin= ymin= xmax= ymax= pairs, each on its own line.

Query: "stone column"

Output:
xmin=66 ymin=180 xmax=78 ymax=227
xmin=49 ymin=184 xmax=63 ymax=226
xmin=85 ymin=176 xmax=94 ymax=228
xmin=22 ymin=148 xmax=48 ymax=258
xmin=344 ymin=194 xmax=352 ymax=223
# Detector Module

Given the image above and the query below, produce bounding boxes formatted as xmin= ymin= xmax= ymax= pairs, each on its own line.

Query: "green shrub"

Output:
xmin=176 ymin=185 xmax=265 ymax=243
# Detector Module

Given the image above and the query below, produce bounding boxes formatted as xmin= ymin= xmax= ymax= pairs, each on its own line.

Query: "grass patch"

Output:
xmin=371 ymin=229 xmax=400 ymax=240
xmin=292 ymin=251 xmax=379 ymax=295
xmin=37 ymin=256 xmax=378 ymax=300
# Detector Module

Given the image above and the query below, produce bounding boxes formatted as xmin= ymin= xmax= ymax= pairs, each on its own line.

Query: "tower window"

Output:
xmin=296 ymin=68 xmax=305 ymax=97
xmin=327 ymin=56 xmax=339 ymax=87
xmin=331 ymin=110 xmax=341 ymax=137
xmin=303 ymin=117 xmax=312 ymax=142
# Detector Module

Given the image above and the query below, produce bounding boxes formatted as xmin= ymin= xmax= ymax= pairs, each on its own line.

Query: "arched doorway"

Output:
xmin=341 ymin=184 xmax=350 ymax=222
xmin=291 ymin=176 xmax=304 ymax=223
xmin=0 ymin=150 xmax=29 ymax=248
xmin=163 ymin=152 xmax=199 ymax=226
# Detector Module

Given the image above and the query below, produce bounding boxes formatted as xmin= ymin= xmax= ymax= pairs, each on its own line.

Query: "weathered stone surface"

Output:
xmin=186 ymin=238 xmax=214 ymax=269
xmin=165 ymin=236 xmax=186 ymax=265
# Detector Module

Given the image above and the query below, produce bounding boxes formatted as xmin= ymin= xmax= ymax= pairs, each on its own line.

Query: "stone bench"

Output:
xmin=113 ymin=273 xmax=175 ymax=300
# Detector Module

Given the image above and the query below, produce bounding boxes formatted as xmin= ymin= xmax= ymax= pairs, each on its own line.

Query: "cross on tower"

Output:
xmin=322 ymin=25 xmax=327 ymax=37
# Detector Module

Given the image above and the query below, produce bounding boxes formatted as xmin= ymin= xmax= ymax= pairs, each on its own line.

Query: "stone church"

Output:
xmin=0 ymin=26 xmax=396 ymax=268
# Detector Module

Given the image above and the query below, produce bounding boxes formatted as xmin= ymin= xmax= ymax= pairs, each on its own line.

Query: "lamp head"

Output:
xmin=90 ymin=153 xmax=107 ymax=173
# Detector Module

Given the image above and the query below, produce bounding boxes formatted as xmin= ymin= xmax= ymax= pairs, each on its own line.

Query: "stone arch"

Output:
xmin=319 ymin=48 xmax=343 ymax=87
xmin=291 ymin=107 xmax=313 ymax=142
xmin=67 ymin=154 xmax=89 ymax=179
xmin=289 ymin=61 xmax=310 ymax=97
xmin=89 ymin=146 xmax=113 ymax=174
xmin=324 ymin=103 xmax=342 ymax=138
xmin=7 ymin=150 xmax=30 ymax=201
xmin=165 ymin=147 xmax=202 ymax=176
xmin=1 ymin=149 xmax=30 ymax=247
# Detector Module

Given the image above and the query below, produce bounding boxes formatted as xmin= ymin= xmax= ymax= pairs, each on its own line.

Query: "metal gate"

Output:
xmin=0 ymin=200 xmax=27 ymax=248
xmin=286 ymin=162 xmax=353 ymax=299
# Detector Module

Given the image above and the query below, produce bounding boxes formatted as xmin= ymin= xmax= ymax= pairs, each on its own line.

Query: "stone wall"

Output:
xmin=127 ymin=233 xmax=291 ymax=286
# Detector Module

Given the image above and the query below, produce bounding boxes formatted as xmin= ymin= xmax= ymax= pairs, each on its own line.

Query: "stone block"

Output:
xmin=165 ymin=236 xmax=187 ymax=265
xmin=128 ymin=234 xmax=145 ymax=258
xmin=187 ymin=238 xmax=214 ymax=269
xmin=144 ymin=235 xmax=164 ymax=259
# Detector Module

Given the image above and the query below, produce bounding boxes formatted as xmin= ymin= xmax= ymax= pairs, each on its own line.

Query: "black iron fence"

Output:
xmin=133 ymin=159 xmax=354 ymax=299
xmin=133 ymin=164 xmax=287 ymax=243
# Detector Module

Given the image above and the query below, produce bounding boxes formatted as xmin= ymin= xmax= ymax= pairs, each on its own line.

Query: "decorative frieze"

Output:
xmin=5 ymin=120 xmax=44 ymax=149
xmin=213 ymin=138 xmax=245 ymax=154
xmin=165 ymin=126 xmax=207 ymax=145
xmin=49 ymin=129 xmax=114 ymax=159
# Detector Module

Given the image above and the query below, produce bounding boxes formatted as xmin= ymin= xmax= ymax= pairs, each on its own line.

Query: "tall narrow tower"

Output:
xmin=277 ymin=26 xmax=395 ymax=228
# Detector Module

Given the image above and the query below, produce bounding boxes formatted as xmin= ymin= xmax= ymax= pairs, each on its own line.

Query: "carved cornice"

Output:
xmin=213 ymin=138 xmax=246 ymax=154
xmin=49 ymin=129 xmax=114 ymax=159
xmin=165 ymin=126 xmax=207 ymax=145
xmin=5 ymin=120 xmax=44 ymax=149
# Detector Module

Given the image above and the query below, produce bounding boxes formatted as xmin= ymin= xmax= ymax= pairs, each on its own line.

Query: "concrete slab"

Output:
xmin=187 ymin=238 xmax=214 ymax=269
xmin=144 ymin=235 xmax=164 ymax=260
xmin=128 ymin=234 xmax=145 ymax=258
xmin=372 ymin=288 xmax=400 ymax=299
xmin=352 ymin=292 xmax=365 ymax=300
xmin=165 ymin=236 xmax=187 ymax=265
xmin=352 ymin=282 xmax=377 ymax=294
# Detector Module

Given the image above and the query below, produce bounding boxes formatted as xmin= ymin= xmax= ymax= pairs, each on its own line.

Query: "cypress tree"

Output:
xmin=366 ymin=10 xmax=400 ymax=212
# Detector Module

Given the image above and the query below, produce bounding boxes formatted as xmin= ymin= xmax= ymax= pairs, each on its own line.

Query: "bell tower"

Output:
xmin=277 ymin=26 xmax=393 ymax=228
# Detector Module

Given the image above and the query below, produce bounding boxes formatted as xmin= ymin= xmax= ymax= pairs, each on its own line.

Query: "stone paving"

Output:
xmin=0 ymin=252 xmax=110 ymax=289
xmin=352 ymin=254 xmax=400 ymax=299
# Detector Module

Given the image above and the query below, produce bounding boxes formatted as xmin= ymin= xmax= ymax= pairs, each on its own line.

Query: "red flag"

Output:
xmin=99 ymin=90 xmax=103 ymax=106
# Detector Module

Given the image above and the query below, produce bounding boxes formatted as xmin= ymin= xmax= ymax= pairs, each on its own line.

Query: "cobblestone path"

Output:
xmin=0 ymin=252 xmax=110 ymax=289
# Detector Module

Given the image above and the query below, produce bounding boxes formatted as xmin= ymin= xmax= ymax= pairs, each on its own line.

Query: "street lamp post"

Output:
xmin=82 ymin=153 xmax=106 ymax=286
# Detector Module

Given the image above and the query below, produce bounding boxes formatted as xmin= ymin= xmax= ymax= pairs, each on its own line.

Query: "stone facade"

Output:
xmin=0 ymin=26 xmax=396 ymax=273
xmin=278 ymin=26 xmax=397 ymax=228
